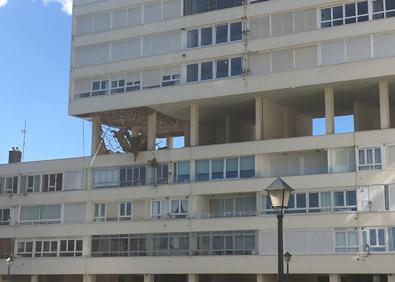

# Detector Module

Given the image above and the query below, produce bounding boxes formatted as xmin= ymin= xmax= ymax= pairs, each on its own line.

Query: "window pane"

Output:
xmin=336 ymin=232 xmax=346 ymax=247
xmin=212 ymin=159 xmax=224 ymax=179
xmin=226 ymin=158 xmax=238 ymax=178
xmin=378 ymin=229 xmax=385 ymax=245
xmin=386 ymin=0 xmax=395 ymax=10
xmin=348 ymin=231 xmax=358 ymax=247
xmin=296 ymin=194 xmax=306 ymax=208
xmin=321 ymin=8 xmax=332 ymax=21
xmin=309 ymin=193 xmax=319 ymax=208
xmin=201 ymin=27 xmax=213 ymax=46
xmin=359 ymin=150 xmax=365 ymax=164
xmin=287 ymin=194 xmax=295 ymax=209
xmin=216 ymin=59 xmax=229 ymax=78
xmin=333 ymin=6 xmax=343 ymax=19
xmin=375 ymin=148 xmax=381 ymax=163
xmin=196 ymin=159 xmax=209 ymax=181
xmin=240 ymin=156 xmax=255 ymax=178
xmin=334 ymin=192 xmax=344 ymax=206
xmin=187 ymin=30 xmax=199 ymax=48
xmin=321 ymin=192 xmax=331 ymax=208
xmin=187 ymin=64 xmax=199 ymax=82
xmin=230 ymin=22 xmax=242 ymax=41
xmin=345 ymin=3 xmax=356 ymax=17
xmin=373 ymin=0 xmax=384 ymax=12
xmin=346 ymin=191 xmax=357 ymax=206
xmin=201 ymin=61 xmax=213 ymax=80
xmin=231 ymin=57 xmax=243 ymax=76
xmin=366 ymin=149 xmax=373 ymax=164
xmin=216 ymin=24 xmax=228 ymax=44
xmin=358 ymin=1 xmax=368 ymax=14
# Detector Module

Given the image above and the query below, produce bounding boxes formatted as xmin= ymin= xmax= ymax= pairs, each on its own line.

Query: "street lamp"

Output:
xmin=284 ymin=252 xmax=292 ymax=282
xmin=5 ymin=256 xmax=15 ymax=282
xmin=265 ymin=178 xmax=294 ymax=282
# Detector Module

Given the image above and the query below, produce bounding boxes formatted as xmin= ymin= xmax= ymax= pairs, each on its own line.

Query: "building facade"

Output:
xmin=1 ymin=0 xmax=395 ymax=281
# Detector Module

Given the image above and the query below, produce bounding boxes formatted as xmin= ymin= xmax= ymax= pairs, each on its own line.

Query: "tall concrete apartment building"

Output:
xmin=1 ymin=0 xmax=395 ymax=281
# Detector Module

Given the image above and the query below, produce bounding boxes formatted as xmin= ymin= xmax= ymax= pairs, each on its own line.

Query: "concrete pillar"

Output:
xmin=166 ymin=136 xmax=173 ymax=149
xmin=184 ymin=124 xmax=190 ymax=147
xmin=144 ymin=274 xmax=155 ymax=282
xmin=373 ymin=275 xmax=381 ymax=282
xmin=147 ymin=112 xmax=157 ymax=151
xmin=83 ymin=275 xmax=96 ymax=282
xmin=257 ymin=274 xmax=276 ymax=282
xmin=188 ymin=274 xmax=199 ymax=282
xmin=329 ymin=274 xmax=341 ymax=282
xmin=379 ymin=80 xmax=391 ymax=129
xmin=255 ymin=97 xmax=263 ymax=140
xmin=83 ymin=235 xmax=91 ymax=257
xmin=388 ymin=274 xmax=395 ymax=282
xmin=190 ymin=103 xmax=199 ymax=147
xmin=325 ymin=88 xmax=335 ymax=135
xmin=91 ymin=116 xmax=101 ymax=155
xmin=31 ymin=275 xmax=39 ymax=282
xmin=225 ymin=115 xmax=231 ymax=143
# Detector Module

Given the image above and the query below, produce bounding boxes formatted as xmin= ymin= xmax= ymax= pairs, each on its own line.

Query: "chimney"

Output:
xmin=8 ymin=147 xmax=22 ymax=163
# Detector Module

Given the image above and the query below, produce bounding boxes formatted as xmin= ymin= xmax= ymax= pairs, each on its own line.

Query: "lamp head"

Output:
xmin=284 ymin=251 xmax=292 ymax=263
xmin=265 ymin=178 xmax=294 ymax=215
xmin=5 ymin=256 xmax=14 ymax=263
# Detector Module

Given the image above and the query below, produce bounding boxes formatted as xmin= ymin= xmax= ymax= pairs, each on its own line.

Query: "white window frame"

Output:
xmin=320 ymin=1 xmax=369 ymax=28
xmin=4 ymin=176 xmax=18 ymax=194
xmin=34 ymin=240 xmax=58 ymax=257
xmin=362 ymin=227 xmax=387 ymax=252
xmin=307 ymin=191 xmax=332 ymax=213
xmin=19 ymin=205 xmax=62 ymax=225
xmin=91 ymin=80 xmax=109 ymax=96
xmin=17 ymin=241 xmax=33 ymax=257
xmin=151 ymin=200 xmax=170 ymax=219
xmin=119 ymin=202 xmax=133 ymax=221
xmin=93 ymin=203 xmax=106 ymax=222
xmin=0 ymin=208 xmax=10 ymax=225
xmin=334 ymin=229 xmax=359 ymax=253
xmin=357 ymin=147 xmax=382 ymax=170
xmin=59 ymin=239 xmax=83 ymax=257
xmin=111 ymin=78 xmax=126 ymax=94
xmin=372 ymin=0 xmax=395 ymax=19
xmin=332 ymin=190 xmax=357 ymax=212
xmin=170 ymin=199 xmax=189 ymax=218
xmin=161 ymin=73 xmax=180 ymax=87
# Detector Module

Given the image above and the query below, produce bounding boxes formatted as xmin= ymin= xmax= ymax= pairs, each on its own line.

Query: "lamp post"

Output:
xmin=265 ymin=178 xmax=294 ymax=282
xmin=5 ymin=256 xmax=15 ymax=282
xmin=284 ymin=252 xmax=292 ymax=282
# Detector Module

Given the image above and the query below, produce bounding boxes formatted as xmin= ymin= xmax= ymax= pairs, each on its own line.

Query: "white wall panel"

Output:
xmin=74 ymin=79 xmax=91 ymax=94
xmin=142 ymin=69 xmax=161 ymax=88
xmin=76 ymin=16 xmax=93 ymax=36
xmin=346 ymin=36 xmax=371 ymax=62
xmin=93 ymin=13 xmax=111 ymax=33
xmin=63 ymin=203 xmax=86 ymax=223
xmin=163 ymin=0 xmax=182 ymax=20
xmin=144 ymin=3 xmax=161 ymax=24
xmin=271 ymin=13 xmax=293 ymax=36
xmin=112 ymin=10 xmax=128 ymax=30
xmin=249 ymin=17 xmax=270 ymax=40
xmin=64 ymin=171 xmax=84 ymax=191
xmin=387 ymin=145 xmax=395 ymax=169
xmin=389 ymin=184 xmax=395 ymax=211
xmin=309 ymin=229 xmax=333 ymax=253
xmin=294 ymin=46 xmax=317 ymax=69
xmin=374 ymin=32 xmax=395 ymax=58
xmin=284 ymin=230 xmax=309 ymax=254
xmin=250 ymin=53 xmax=270 ymax=75
xmin=272 ymin=49 xmax=293 ymax=72
xmin=128 ymin=7 xmax=142 ymax=26
xmin=321 ymin=40 xmax=345 ymax=65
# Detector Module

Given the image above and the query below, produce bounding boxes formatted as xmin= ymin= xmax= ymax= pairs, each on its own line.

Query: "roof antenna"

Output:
xmin=21 ymin=120 xmax=27 ymax=161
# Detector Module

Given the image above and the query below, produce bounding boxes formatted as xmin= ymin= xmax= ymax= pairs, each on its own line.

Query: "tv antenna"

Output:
xmin=21 ymin=120 xmax=27 ymax=161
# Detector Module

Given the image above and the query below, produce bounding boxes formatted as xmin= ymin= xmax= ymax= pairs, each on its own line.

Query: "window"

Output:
xmin=373 ymin=0 xmax=395 ymax=19
xmin=3 ymin=176 xmax=18 ymax=194
xmin=187 ymin=29 xmax=199 ymax=48
xmin=111 ymin=79 xmax=126 ymax=94
xmin=0 ymin=239 xmax=14 ymax=259
xmin=230 ymin=22 xmax=242 ymax=41
xmin=35 ymin=240 xmax=57 ymax=257
xmin=0 ymin=209 xmax=10 ymax=225
xmin=210 ymin=196 xmax=256 ymax=218
xmin=286 ymin=193 xmax=307 ymax=214
xmin=216 ymin=59 xmax=229 ymax=78
xmin=216 ymin=24 xmax=228 ymax=44
xmin=183 ymin=0 xmax=243 ymax=16
xmin=201 ymin=27 xmax=213 ymax=45
xmin=132 ymin=166 xmax=146 ymax=186
xmin=60 ymin=239 xmax=83 ymax=257
xmin=358 ymin=147 xmax=382 ymax=170
xmin=308 ymin=192 xmax=331 ymax=213
xmin=94 ymin=204 xmax=106 ymax=222
xmin=389 ymin=226 xmax=395 ymax=251
xmin=321 ymin=1 xmax=368 ymax=28
xmin=362 ymin=228 xmax=386 ymax=252
xmin=201 ymin=61 xmax=213 ymax=80
xmin=119 ymin=202 xmax=132 ymax=221
xmin=91 ymin=80 xmax=108 ymax=96
xmin=174 ymin=161 xmax=190 ymax=183
xmin=156 ymin=163 xmax=169 ymax=184
xmin=24 ymin=175 xmax=40 ymax=193
xmin=42 ymin=173 xmax=63 ymax=192
xmin=94 ymin=168 xmax=120 ymax=188
xmin=333 ymin=191 xmax=357 ymax=211
xmin=225 ymin=158 xmax=238 ymax=178
xmin=162 ymin=74 xmax=180 ymax=87
xmin=126 ymin=80 xmax=140 ymax=92
xmin=240 ymin=156 xmax=255 ymax=178
xmin=151 ymin=200 xmax=170 ymax=219
xmin=335 ymin=229 xmax=359 ymax=252
xmin=171 ymin=200 xmax=189 ymax=218
xmin=211 ymin=159 xmax=224 ymax=179
xmin=196 ymin=160 xmax=210 ymax=181
xmin=19 ymin=205 xmax=62 ymax=225
xmin=231 ymin=57 xmax=243 ymax=76
xmin=187 ymin=64 xmax=199 ymax=82
xmin=17 ymin=241 xmax=33 ymax=257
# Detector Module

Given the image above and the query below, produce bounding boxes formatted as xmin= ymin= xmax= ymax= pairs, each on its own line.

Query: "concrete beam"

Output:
xmin=255 ymin=97 xmax=263 ymax=140
xmin=379 ymin=80 xmax=391 ymax=129
xmin=147 ymin=112 xmax=157 ymax=151
xmin=190 ymin=104 xmax=199 ymax=147
xmin=325 ymin=88 xmax=335 ymax=135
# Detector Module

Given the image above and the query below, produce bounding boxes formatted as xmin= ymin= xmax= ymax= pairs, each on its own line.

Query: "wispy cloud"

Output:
xmin=42 ymin=0 xmax=72 ymax=15
xmin=0 ymin=0 xmax=8 ymax=8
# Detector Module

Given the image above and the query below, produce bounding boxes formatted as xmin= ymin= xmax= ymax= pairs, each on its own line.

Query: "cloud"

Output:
xmin=42 ymin=0 xmax=72 ymax=15
xmin=0 ymin=0 xmax=8 ymax=8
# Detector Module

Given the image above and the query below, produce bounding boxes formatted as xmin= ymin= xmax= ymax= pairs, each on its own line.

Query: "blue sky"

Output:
xmin=0 ymin=1 xmax=354 ymax=164
xmin=0 ymin=0 xmax=90 ymax=164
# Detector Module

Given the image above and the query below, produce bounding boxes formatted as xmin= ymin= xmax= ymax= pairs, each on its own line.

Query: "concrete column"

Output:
xmin=255 ymin=97 xmax=263 ymax=140
xmin=225 ymin=115 xmax=231 ymax=143
xmin=144 ymin=274 xmax=155 ymax=282
xmin=166 ymin=136 xmax=173 ymax=149
xmin=83 ymin=275 xmax=96 ymax=282
xmin=379 ymin=80 xmax=391 ymax=129
xmin=190 ymin=103 xmax=199 ymax=147
xmin=373 ymin=275 xmax=381 ymax=282
xmin=147 ymin=112 xmax=157 ymax=151
xmin=83 ymin=235 xmax=91 ymax=257
xmin=329 ymin=274 xmax=341 ymax=282
xmin=257 ymin=274 xmax=276 ymax=282
xmin=388 ymin=274 xmax=395 ymax=282
xmin=184 ymin=124 xmax=190 ymax=147
xmin=325 ymin=88 xmax=335 ymax=135
xmin=188 ymin=274 xmax=199 ymax=282
xmin=91 ymin=116 xmax=101 ymax=155
xmin=31 ymin=275 xmax=39 ymax=282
